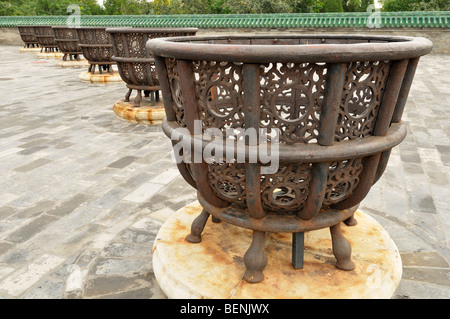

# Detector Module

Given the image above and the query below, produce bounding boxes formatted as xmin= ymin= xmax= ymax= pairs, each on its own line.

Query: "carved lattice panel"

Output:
xmin=335 ymin=61 xmax=391 ymax=141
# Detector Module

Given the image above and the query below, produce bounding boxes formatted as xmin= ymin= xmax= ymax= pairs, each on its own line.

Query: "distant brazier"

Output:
xmin=107 ymin=27 xmax=198 ymax=124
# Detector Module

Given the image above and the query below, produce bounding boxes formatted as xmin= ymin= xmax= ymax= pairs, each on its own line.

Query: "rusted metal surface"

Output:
xmin=76 ymin=27 xmax=115 ymax=74
xmin=33 ymin=25 xmax=59 ymax=53
xmin=17 ymin=26 xmax=39 ymax=48
xmin=147 ymin=34 xmax=432 ymax=283
xmin=52 ymin=26 xmax=82 ymax=61
xmin=106 ymin=27 xmax=198 ymax=107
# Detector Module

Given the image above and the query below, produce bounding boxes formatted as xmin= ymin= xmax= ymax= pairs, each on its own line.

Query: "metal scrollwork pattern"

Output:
xmin=194 ymin=61 xmax=245 ymax=132
xmin=208 ymin=162 xmax=247 ymax=209
xmin=260 ymin=163 xmax=312 ymax=213
xmin=260 ymin=62 xmax=327 ymax=144
xmin=165 ymin=58 xmax=394 ymax=214
xmin=335 ymin=61 xmax=391 ymax=141
xmin=166 ymin=58 xmax=186 ymax=127
xmin=322 ymin=158 xmax=364 ymax=206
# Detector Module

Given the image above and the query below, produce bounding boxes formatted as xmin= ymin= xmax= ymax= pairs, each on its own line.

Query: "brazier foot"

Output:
xmin=330 ymin=223 xmax=355 ymax=271
xmin=344 ymin=214 xmax=358 ymax=226
xmin=134 ymin=90 xmax=142 ymax=107
xmin=185 ymin=208 xmax=210 ymax=244
xmin=244 ymin=231 xmax=268 ymax=283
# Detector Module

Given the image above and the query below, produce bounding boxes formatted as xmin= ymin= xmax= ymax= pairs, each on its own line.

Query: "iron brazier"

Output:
xmin=147 ymin=34 xmax=432 ymax=283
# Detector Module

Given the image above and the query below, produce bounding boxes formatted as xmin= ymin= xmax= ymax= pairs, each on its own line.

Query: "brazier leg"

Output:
xmin=330 ymin=223 xmax=355 ymax=271
xmin=292 ymin=232 xmax=304 ymax=269
xmin=244 ymin=230 xmax=268 ymax=283
xmin=185 ymin=208 xmax=210 ymax=244
xmin=211 ymin=216 xmax=221 ymax=223
xmin=134 ymin=90 xmax=142 ymax=107
xmin=124 ymin=88 xmax=132 ymax=102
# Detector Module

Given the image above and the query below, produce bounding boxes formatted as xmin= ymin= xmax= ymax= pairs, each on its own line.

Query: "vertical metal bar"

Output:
xmin=292 ymin=232 xmax=304 ymax=269
xmin=333 ymin=59 xmax=409 ymax=210
xmin=154 ymin=56 xmax=176 ymax=121
xmin=373 ymin=59 xmax=410 ymax=136
xmin=177 ymin=59 xmax=228 ymax=209
xmin=143 ymin=32 xmax=154 ymax=86
xmin=373 ymin=58 xmax=416 ymax=183
xmin=300 ymin=63 xmax=347 ymax=220
xmin=392 ymin=58 xmax=420 ymax=123
xmin=122 ymin=33 xmax=138 ymax=86
xmin=243 ymin=63 xmax=265 ymax=219
xmin=317 ymin=63 xmax=348 ymax=146
xmin=373 ymin=149 xmax=391 ymax=184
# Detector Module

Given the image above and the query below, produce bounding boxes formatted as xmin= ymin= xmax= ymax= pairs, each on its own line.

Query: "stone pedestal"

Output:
xmin=79 ymin=70 xmax=122 ymax=84
xmin=55 ymin=59 xmax=90 ymax=68
xmin=153 ymin=201 xmax=402 ymax=299
xmin=19 ymin=47 xmax=41 ymax=53
xmin=113 ymin=98 xmax=165 ymax=124
xmin=36 ymin=52 xmax=64 ymax=59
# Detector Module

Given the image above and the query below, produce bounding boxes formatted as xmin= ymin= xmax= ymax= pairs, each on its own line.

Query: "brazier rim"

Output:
xmin=106 ymin=27 xmax=199 ymax=34
xmin=146 ymin=34 xmax=433 ymax=63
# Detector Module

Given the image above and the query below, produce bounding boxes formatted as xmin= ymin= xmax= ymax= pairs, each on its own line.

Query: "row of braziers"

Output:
xmin=18 ymin=25 xmax=197 ymax=109
xmin=18 ymin=26 xmax=434 ymax=286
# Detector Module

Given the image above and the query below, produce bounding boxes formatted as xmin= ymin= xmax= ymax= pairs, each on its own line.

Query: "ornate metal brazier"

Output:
xmin=106 ymin=28 xmax=198 ymax=107
xmin=52 ymin=26 xmax=82 ymax=61
xmin=34 ymin=26 xmax=59 ymax=53
xmin=76 ymin=27 xmax=115 ymax=74
xmin=18 ymin=26 xmax=39 ymax=48
xmin=147 ymin=35 xmax=432 ymax=283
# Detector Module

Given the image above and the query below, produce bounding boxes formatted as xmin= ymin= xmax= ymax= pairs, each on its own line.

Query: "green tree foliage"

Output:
xmin=381 ymin=0 xmax=449 ymax=11
xmin=0 ymin=0 xmax=103 ymax=15
xmin=343 ymin=0 xmax=375 ymax=12
xmin=323 ymin=0 xmax=344 ymax=12
xmin=0 ymin=0 xmax=448 ymax=16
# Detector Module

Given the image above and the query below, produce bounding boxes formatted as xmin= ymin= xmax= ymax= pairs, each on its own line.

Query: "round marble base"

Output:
xmin=113 ymin=98 xmax=165 ymax=124
xmin=79 ymin=71 xmax=122 ymax=84
xmin=153 ymin=201 xmax=402 ymax=299
xmin=19 ymin=47 xmax=41 ymax=53
xmin=36 ymin=52 xmax=64 ymax=59
xmin=55 ymin=59 xmax=89 ymax=68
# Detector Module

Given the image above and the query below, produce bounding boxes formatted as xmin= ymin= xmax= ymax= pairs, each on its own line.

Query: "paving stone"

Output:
xmin=19 ymin=278 xmax=64 ymax=299
xmin=0 ymin=254 xmax=65 ymax=297
xmin=90 ymin=258 xmax=153 ymax=277
xmin=11 ymin=200 xmax=55 ymax=220
xmin=47 ymin=194 xmax=92 ymax=217
xmin=5 ymin=214 xmax=59 ymax=243
xmin=0 ymin=207 xmax=15 ymax=220
xmin=408 ymin=192 xmax=437 ymax=214
xmin=402 ymin=267 xmax=450 ymax=287
xmin=14 ymin=158 xmax=52 ymax=172
xmin=84 ymin=274 xmax=152 ymax=297
xmin=115 ymin=229 xmax=156 ymax=245
xmin=107 ymin=156 xmax=140 ymax=169
xmin=394 ymin=279 xmax=450 ymax=299
xmin=401 ymin=251 xmax=449 ymax=268
xmin=101 ymin=242 xmax=152 ymax=259
xmin=0 ymin=242 xmax=14 ymax=255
